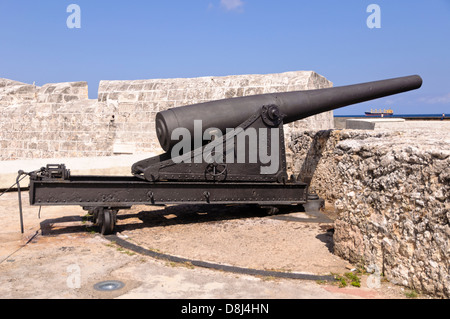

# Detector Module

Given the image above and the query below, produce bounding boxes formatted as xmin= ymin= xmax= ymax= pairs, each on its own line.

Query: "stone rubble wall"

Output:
xmin=0 ymin=71 xmax=334 ymax=162
xmin=289 ymin=128 xmax=450 ymax=298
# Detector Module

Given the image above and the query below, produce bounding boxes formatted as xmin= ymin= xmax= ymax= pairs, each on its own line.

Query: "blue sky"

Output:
xmin=0 ymin=0 xmax=449 ymax=115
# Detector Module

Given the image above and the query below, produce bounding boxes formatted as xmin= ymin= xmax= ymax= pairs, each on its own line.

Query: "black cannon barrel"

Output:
xmin=156 ymin=75 xmax=422 ymax=151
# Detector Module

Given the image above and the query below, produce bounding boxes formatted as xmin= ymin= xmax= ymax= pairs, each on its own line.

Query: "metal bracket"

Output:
xmin=134 ymin=105 xmax=288 ymax=184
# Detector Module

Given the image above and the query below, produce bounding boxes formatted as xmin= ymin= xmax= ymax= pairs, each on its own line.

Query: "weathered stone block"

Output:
xmin=289 ymin=127 xmax=450 ymax=298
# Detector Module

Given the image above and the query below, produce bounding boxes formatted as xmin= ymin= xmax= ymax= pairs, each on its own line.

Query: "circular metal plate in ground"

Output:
xmin=93 ymin=280 xmax=125 ymax=292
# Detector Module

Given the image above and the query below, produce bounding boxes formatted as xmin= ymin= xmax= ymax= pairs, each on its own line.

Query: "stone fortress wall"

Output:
xmin=0 ymin=71 xmax=333 ymax=166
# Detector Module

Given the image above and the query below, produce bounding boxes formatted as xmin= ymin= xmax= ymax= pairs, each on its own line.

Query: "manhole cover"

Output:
xmin=93 ymin=280 xmax=125 ymax=291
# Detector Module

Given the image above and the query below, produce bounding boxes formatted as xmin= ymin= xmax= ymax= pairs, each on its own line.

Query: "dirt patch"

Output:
xmin=113 ymin=204 xmax=350 ymax=275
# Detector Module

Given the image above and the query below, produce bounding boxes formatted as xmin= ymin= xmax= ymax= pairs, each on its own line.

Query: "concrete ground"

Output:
xmin=0 ymin=189 xmax=418 ymax=300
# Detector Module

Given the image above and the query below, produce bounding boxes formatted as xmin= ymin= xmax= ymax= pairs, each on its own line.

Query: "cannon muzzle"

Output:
xmin=156 ymin=75 xmax=422 ymax=151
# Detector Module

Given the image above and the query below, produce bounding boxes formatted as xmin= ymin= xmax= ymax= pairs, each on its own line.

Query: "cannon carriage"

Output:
xmin=24 ymin=75 xmax=422 ymax=234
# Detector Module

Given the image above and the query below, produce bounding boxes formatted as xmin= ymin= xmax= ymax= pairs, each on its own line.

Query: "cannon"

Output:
xmin=22 ymin=75 xmax=422 ymax=234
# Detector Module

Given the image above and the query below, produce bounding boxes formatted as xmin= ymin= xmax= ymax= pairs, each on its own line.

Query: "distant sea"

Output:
xmin=334 ymin=114 xmax=447 ymax=119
